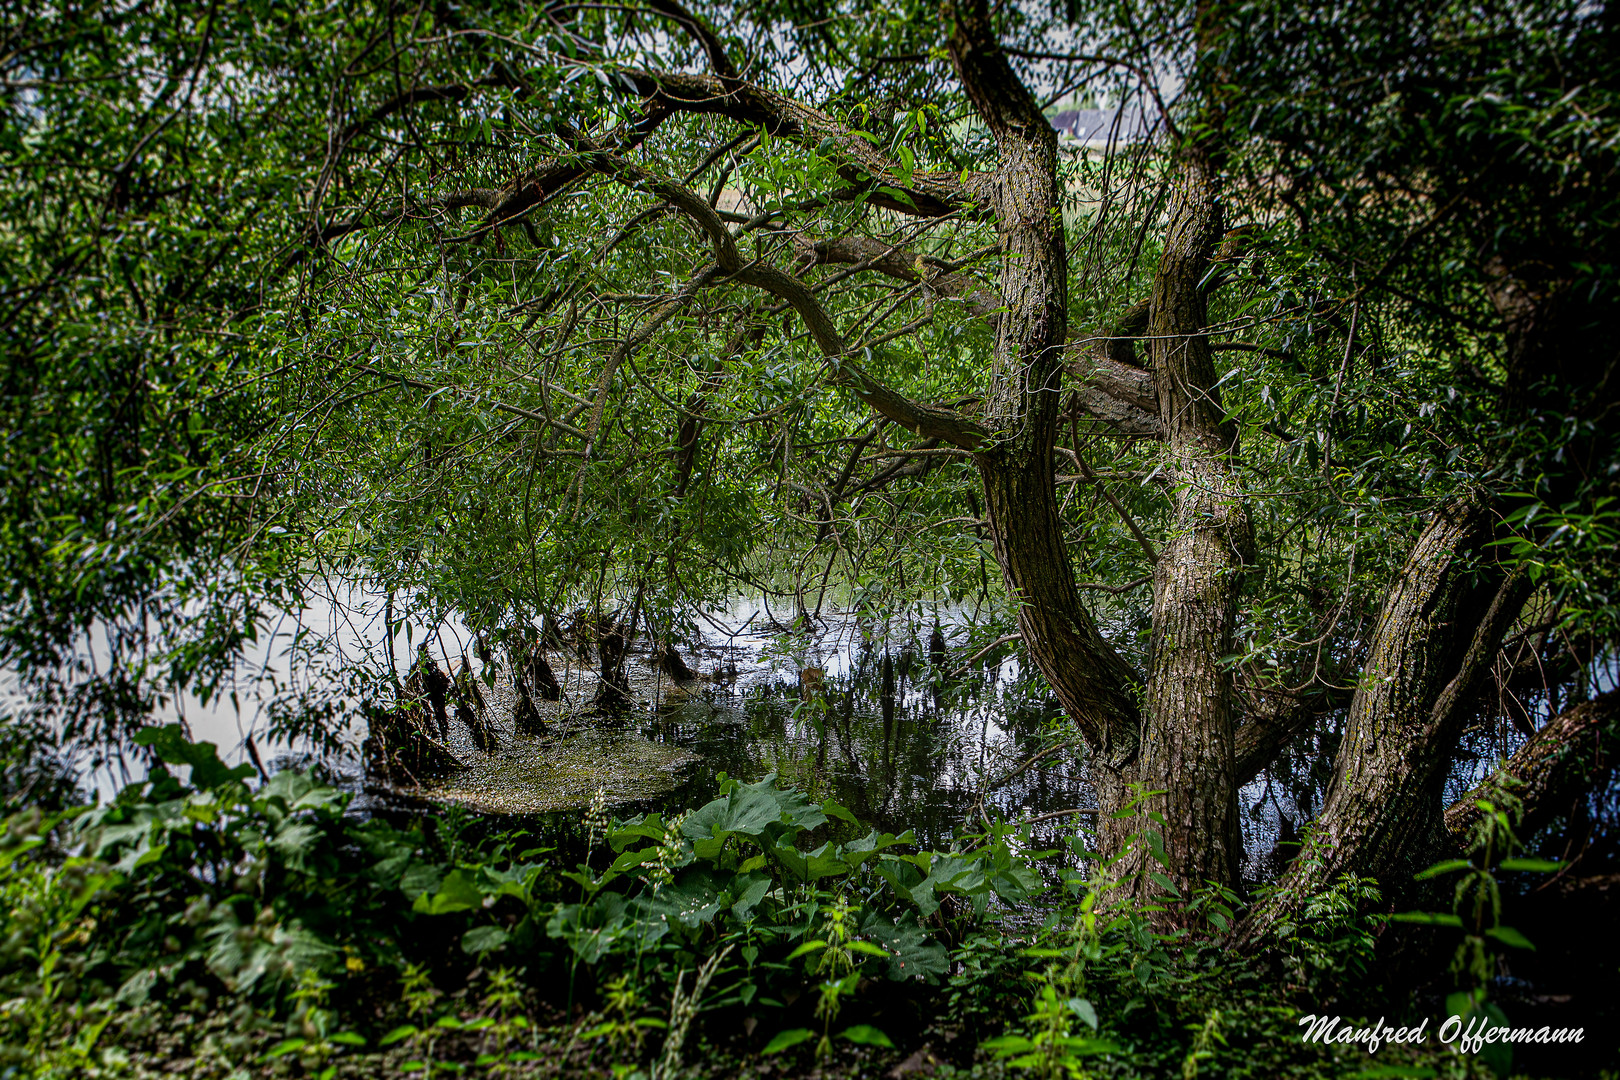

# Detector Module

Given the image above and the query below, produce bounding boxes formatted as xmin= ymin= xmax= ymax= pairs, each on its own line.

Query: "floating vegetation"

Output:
xmin=419 ymin=721 xmax=699 ymax=814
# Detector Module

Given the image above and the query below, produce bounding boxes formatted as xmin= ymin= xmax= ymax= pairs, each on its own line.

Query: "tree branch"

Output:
xmin=616 ymin=69 xmax=976 ymax=217
xmin=1444 ymin=690 xmax=1620 ymax=842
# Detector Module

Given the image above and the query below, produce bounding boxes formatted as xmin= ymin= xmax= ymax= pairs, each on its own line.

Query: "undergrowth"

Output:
xmin=0 ymin=726 xmax=1586 ymax=1079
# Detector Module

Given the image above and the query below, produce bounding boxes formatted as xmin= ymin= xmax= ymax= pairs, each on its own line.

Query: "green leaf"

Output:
xmin=132 ymin=724 xmax=255 ymax=789
xmin=462 ymin=926 xmax=510 ymax=955
xmin=609 ymin=847 xmax=658 ymax=872
xmin=731 ymin=872 xmax=772 ymax=920
xmin=1414 ymin=859 xmax=1473 ymax=880
xmin=1388 ymin=911 xmax=1463 ymax=926
xmin=1497 ymin=858 xmax=1563 ymax=873
xmin=786 ymin=939 xmax=827 ymax=960
xmin=265 ymin=1038 xmax=306 ymax=1058
xmin=329 ymin=1032 xmax=366 ymax=1047
xmin=1485 ymin=925 xmax=1536 ymax=950
xmin=1148 ymin=871 xmax=1182 ymax=897
xmin=839 ymin=1025 xmax=894 ymax=1048
xmin=761 ymin=1028 xmax=816 ymax=1054
xmin=379 ymin=1025 xmax=419 ymax=1047
xmin=413 ymin=868 xmax=485 ymax=914
xmin=821 ymin=798 xmax=858 ymax=825
xmin=981 ymin=1035 xmax=1036 ymax=1056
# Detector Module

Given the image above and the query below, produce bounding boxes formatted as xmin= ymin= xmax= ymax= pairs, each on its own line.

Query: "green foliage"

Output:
xmin=1390 ymin=774 xmax=1566 ymax=1079
xmin=0 ymin=724 xmax=1498 ymax=1078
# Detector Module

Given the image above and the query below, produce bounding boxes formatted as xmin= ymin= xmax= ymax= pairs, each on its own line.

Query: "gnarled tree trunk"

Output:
xmin=1131 ymin=149 xmax=1253 ymax=902
xmin=1236 ymin=500 xmax=1529 ymax=945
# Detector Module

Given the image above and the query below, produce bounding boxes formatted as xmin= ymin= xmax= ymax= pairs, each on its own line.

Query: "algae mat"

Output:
xmin=418 ymin=723 xmax=699 ymax=814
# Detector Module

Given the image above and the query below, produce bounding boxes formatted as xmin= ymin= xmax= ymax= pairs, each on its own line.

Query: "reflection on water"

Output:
xmin=411 ymin=600 xmax=1092 ymax=852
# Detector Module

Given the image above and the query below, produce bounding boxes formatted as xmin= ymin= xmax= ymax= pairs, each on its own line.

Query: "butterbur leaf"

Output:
xmin=132 ymin=724 xmax=255 ymax=789
xmin=1485 ymin=925 xmax=1535 ymax=950
xmin=462 ymin=926 xmax=510 ymax=955
xmin=840 ymin=1025 xmax=894 ymax=1047
xmin=413 ymin=868 xmax=484 ymax=914
xmin=609 ymin=847 xmax=657 ymax=872
xmin=860 ymin=913 xmax=949 ymax=982
xmin=762 ymin=1028 xmax=816 ymax=1054
xmin=822 ymin=798 xmax=858 ymax=824
xmin=731 ymin=872 xmax=771 ymax=919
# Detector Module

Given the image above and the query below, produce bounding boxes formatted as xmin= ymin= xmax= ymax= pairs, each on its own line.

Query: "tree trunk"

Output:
xmin=1130 ymin=150 xmax=1253 ymax=902
xmin=1444 ymin=690 xmax=1620 ymax=843
xmin=1236 ymin=500 xmax=1529 ymax=946
xmin=950 ymin=0 xmax=1145 ymax=858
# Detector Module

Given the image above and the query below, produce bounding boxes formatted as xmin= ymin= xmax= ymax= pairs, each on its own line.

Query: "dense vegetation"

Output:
xmin=0 ymin=726 xmax=1516 ymax=1079
xmin=3 ymin=0 xmax=1619 ymax=1076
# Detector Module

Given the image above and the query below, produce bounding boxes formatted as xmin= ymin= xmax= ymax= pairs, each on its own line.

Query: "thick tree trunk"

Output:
xmin=1131 ymin=150 xmax=1253 ymax=901
xmin=1236 ymin=500 xmax=1529 ymax=946
xmin=950 ymin=0 xmax=1144 ymax=854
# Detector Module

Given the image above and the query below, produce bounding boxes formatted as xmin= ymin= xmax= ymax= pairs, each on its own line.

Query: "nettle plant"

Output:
xmin=1391 ymin=774 xmax=1562 ymax=1078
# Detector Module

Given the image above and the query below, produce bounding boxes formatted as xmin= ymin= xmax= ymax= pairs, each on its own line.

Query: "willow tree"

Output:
xmin=8 ymin=0 xmax=1617 ymax=933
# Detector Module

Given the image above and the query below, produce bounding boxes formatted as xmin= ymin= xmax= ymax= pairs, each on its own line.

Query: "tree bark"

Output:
xmin=1444 ymin=690 xmax=1620 ymax=843
xmin=1236 ymin=500 xmax=1529 ymax=946
xmin=948 ymin=0 xmax=1144 ymax=845
xmin=1131 ymin=149 xmax=1253 ymax=901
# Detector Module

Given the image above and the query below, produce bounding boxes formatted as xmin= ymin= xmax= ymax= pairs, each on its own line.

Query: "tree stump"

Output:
xmin=362 ymin=700 xmax=463 ymax=785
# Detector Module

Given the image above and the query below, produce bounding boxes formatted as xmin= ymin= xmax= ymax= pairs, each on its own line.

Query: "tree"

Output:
xmin=5 ymin=0 xmax=1616 ymax=939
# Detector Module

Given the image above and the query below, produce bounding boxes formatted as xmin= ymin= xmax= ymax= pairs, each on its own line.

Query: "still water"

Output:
xmin=407 ymin=599 xmax=1095 ymax=852
xmin=5 ymin=581 xmax=1290 ymax=872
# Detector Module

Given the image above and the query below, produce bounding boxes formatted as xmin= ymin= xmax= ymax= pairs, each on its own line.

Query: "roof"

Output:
xmin=1049 ymin=106 xmax=1153 ymax=144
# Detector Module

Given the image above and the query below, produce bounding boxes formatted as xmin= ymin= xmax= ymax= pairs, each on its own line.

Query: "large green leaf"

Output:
xmin=859 ymin=912 xmax=948 ymax=983
xmin=413 ymin=868 xmax=485 ymax=914
xmin=132 ymin=725 xmax=254 ymax=790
